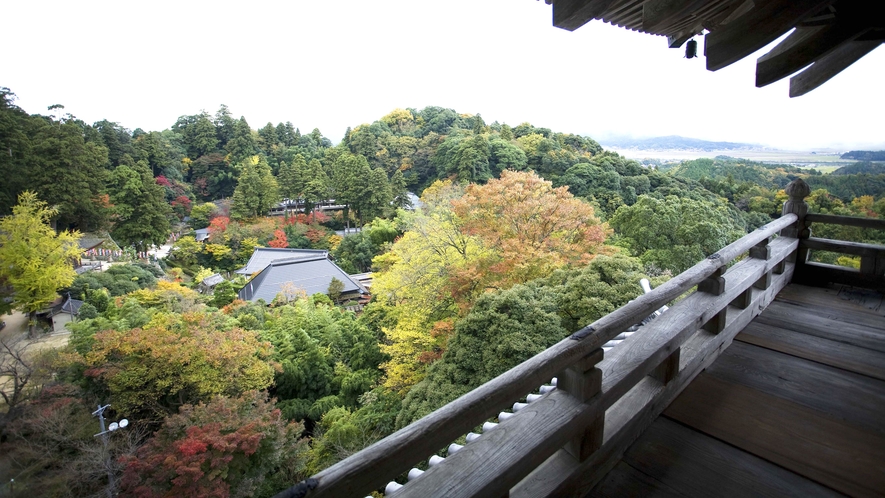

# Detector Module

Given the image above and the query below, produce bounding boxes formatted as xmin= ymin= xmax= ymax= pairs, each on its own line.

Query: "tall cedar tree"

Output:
xmin=109 ymin=161 xmax=172 ymax=252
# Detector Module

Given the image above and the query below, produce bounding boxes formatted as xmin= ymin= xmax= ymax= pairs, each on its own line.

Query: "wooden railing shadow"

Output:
xmin=275 ymin=179 xmax=885 ymax=498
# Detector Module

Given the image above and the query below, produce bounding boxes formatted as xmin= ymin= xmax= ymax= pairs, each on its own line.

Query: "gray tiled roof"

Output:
xmin=200 ymin=273 xmax=225 ymax=287
xmin=238 ymin=256 xmax=366 ymax=303
xmin=194 ymin=228 xmax=210 ymax=242
xmin=235 ymin=247 xmax=329 ymax=275
xmin=49 ymin=295 xmax=84 ymax=317
xmin=78 ymin=238 xmax=105 ymax=251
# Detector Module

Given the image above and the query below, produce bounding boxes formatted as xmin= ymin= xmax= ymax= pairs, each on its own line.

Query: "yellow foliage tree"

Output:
xmin=0 ymin=191 xmax=83 ymax=336
xmin=372 ymin=174 xmax=610 ymax=392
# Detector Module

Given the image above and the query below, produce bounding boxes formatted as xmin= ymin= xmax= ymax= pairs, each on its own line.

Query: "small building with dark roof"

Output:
xmin=198 ymin=273 xmax=226 ymax=294
xmin=235 ymin=247 xmax=329 ymax=276
xmin=237 ymin=256 xmax=366 ymax=303
xmin=194 ymin=228 xmax=210 ymax=242
xmin=48 ymin=295 xmax=84 ymax=333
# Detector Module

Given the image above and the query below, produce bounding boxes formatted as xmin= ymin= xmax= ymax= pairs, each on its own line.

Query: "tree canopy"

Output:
xmin=0 ymin=191 xmax=83 ymax=336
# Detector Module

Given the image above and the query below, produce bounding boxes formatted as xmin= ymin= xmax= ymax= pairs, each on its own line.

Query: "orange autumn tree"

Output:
xmin=450 ymin=169 xmax=610 ymax=296
xmin=373 ymin=172 xmax=611 ymax=392
xmin=268 ymin=229 xmax=288 ymax=248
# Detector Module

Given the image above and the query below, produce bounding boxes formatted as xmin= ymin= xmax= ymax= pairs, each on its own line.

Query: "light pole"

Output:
xmin=93 ymin=404 xmax=129 ymax=498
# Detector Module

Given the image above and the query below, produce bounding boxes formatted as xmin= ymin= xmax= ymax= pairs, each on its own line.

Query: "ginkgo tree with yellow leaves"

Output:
xmin=0 ymin=191 xmax=83 ymax=337
xmin=371 ymin=171 xmax=611 ymax=393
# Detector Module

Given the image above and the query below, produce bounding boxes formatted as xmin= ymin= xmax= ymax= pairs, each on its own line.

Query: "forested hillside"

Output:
xmin=2 ymin=84 xmax=884 ymax=497
xmin=840 ymin=150 xmax=885 ymax=161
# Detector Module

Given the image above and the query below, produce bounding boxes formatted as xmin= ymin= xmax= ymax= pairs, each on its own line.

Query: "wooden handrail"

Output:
xmin=405 ymin=237 xmax=798 ymax=497
xmin=798 ymin=210 xmax=885 ymax=286
xmin=806 ymin=213 xmax=885 ymax=230
xmin=278 ymin=214 xmax=799 ymax=498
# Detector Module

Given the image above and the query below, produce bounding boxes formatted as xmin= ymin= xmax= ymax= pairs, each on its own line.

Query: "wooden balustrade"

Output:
xmin=275 ymin=212 xmax=800 ymax=498
xmin=795 ymin=201 xmax=885 ymax=290
xmin=272 ymin=178 xmax=885 ymax=498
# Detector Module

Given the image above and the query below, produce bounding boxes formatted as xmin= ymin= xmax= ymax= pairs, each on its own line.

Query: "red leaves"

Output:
xmin=285 ymin=211 xmax=329 ymax=225
xmin=267 ymin=229 xmax=288 ymax=248
xmin=207 ymin=216 xmax=229 ymax=241
xmin=120 ymin=392 xmax=306 ymax=498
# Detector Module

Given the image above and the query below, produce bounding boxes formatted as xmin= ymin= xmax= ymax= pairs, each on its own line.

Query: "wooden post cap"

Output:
xmin=784 ymin=178 xmax=811 ymax=200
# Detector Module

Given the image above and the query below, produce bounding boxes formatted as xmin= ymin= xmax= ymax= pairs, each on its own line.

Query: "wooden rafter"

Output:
xmin=789 ymin=40 xmax=883 ymax=97
xmin=552 ymin=0 xmax=620 ymax=31
xmin=546 ymin=0 xmax=882 ymax=95
xmin=756 ymin=25 xmax=872 ymax=87
xmin=757 ymin=3 xmax=880 ymax=87
xmin=704 ymin=0 xmax=834 ymax=71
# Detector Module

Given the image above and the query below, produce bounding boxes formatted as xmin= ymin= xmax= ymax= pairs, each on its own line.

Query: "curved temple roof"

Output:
xmin=546 ymin=0 xmax=884 ymax=96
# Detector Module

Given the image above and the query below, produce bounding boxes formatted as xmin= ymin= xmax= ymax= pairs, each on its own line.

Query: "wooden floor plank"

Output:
xmin=664 ymin=374 xmax=885 ymax=498
xmin=619 ymin=417 xmax=841 ymax=498
xmin=738 ymin=321 xmax=885 ymax=380
xmin=588 ymin=460 xmax=687 ymax=498
xmin=753 ymin=301 xmax=885 ymax=353
xmin=708 ymin=341 xmax=885 ymax=435
xmin=776 ymin=284 xmax=885 ymax=317
xmin=835 ymin=284 xmax=885 ymax=313
xmin=772 ymin=294 xmax=885 ymax=331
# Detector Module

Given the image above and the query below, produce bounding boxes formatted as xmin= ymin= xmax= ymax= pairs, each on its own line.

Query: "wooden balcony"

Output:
xmin=275 ymin=179 xmax=885 ymax=498
xmin=590 ymin=283 xmax=885 ymax=497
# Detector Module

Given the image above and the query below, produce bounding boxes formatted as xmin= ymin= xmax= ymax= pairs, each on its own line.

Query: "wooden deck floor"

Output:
xmin=589 ymin=284 xmax=885 ymax=498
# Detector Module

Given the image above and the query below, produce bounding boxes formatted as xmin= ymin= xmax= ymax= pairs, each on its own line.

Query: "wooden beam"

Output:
xmin=806 ymin=213 xmax=885 ymax=230
xmin=790 ymin=40 xmax=883 ymax=96
xmin=552 ymin=0 xmax=618 ymax=32
xmin=756 ymin=16 xmax=872 ymax=87
xmin=705 ymin=0 xmax=834 ymax=71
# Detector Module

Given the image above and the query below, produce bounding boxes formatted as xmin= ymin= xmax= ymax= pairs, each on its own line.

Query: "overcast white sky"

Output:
xmin=3 ymin=0 xmax=883 ymax=151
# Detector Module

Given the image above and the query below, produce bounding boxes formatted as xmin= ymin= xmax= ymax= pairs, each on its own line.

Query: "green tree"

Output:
xmin=302 ymin=158 xmax=330 ymax=214
xmin=361 ymin=167 xmax=392 ymax=222
xmin=108 ymin=162 xmax=172 ymax=252
xmin=188 ymin=201 xmax=218 ymax=228
xmin=191 ymin=114 xmax=220 ymax=157
xmin=609 ymin=194 xmax=746 ymax=273
xmin=0 ymin=191 xmax=82 ymax=336
xmin=331 ymin=152 xmax=371 ymax=228
xmin=390 ymin=169 xmax=411 ymax=209
xmin=278 ymin=154 xmax=307 ymax=215
xmin=26 ymin=114 xmax=111 ymax=230
xmin=328 ymin=277 xmax=345 ymax=303
xmin=397 ymin=254 xmax=652 ymax=426
xmin=231 ymin=156 xmax=280 ymax=219
xmin=226 ymin=117 xmax=257 ymax=164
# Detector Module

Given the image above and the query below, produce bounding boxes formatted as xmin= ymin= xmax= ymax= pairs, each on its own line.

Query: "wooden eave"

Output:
xmin=546 ymin=0 xmax=885 ymax=96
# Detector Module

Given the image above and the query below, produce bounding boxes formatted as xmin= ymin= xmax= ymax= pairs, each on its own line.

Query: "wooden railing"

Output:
xmin=273 ymin=179 xmax=883 ymax=498
xmin=798 ymin=213 xmax=885 ymax=290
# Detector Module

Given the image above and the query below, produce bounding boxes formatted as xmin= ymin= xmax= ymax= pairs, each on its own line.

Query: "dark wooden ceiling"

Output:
xmin=546 ymin=0 xmax=884 ymax=96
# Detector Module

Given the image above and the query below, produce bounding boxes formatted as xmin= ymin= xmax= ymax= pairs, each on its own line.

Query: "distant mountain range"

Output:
xmin=600 ymin=135 xmax=762 ymax=152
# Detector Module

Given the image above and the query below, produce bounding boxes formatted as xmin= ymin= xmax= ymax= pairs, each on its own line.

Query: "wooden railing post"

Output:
xmin=751 ymin=237 xmax=773 ymax=290
xmin=699 ymin=266 xmax=726 ymax=333
xmin=781 ymin=178 xmax=811 ymax=278
xmin=559 ymin=348 xmax=604 ymax=461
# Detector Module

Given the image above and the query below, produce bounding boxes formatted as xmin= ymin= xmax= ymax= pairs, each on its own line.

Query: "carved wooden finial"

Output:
xmin=784 ymin=178 xmax=811 ymax=201
xmin=781 ymin=178 xmax=811 ymax=242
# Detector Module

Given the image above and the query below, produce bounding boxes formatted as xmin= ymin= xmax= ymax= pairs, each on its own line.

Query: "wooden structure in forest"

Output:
xmin=544 ymin=0 xmax=884 ymax=96
xmin=273 ymin=177 xmax=885 ymax=497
